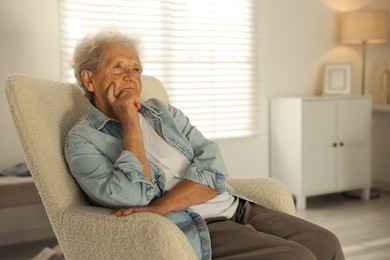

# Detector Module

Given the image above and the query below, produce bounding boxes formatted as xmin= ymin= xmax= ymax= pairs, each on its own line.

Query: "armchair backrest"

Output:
xmin=5 ymin=73 xmax=169 ymax=233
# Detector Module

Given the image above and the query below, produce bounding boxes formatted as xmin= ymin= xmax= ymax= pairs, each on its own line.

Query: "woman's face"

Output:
xmin=87 ymin=43 xmax=143 ymax=117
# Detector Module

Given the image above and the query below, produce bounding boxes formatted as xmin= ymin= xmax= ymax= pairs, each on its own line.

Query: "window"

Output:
xmin=59 ymin=0 xmax=259 ymax=139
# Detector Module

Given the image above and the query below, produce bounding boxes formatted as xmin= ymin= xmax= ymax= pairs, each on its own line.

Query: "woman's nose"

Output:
xmin=124 ymin=67 xmax=140 ymax=78
xmin=123 ymin=68 xmax=135 ymax=79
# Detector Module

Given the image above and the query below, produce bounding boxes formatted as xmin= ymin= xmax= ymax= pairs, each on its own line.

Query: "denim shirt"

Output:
xmin=64 ymin=98 xmax=245 ymax=259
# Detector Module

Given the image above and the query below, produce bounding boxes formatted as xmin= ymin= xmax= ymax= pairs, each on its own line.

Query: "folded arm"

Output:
xmin=113 ymin=179 xmax=217 ymax=216
xmin=65 ymin=134 xmax=157 ymax=208
xmin=113 ymin=103 xmax=225 ymax=217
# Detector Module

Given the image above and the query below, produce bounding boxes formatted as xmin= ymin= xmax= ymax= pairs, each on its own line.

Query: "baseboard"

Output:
xmin=372 ymin=179 xmax=390 ymax=192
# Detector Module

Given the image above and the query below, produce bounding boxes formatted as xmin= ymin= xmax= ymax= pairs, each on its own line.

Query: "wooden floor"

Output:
xmin=0 ymin=191 xmax=389 ymax=259
xmin=297 ymin=191 xmax=390 ymax=260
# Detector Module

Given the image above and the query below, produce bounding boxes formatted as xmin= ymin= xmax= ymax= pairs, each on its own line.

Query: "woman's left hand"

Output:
xmin=112 ymin=198 xmax=172 ymax=217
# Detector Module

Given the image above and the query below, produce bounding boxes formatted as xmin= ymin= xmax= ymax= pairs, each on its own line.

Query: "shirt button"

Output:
xmin=158 ymin=176 xmax=163 ymax=181
xmin=201 ymin=239 xmax=207 ymax=245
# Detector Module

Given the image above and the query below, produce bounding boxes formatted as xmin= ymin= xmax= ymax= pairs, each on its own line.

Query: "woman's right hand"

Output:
xmin=106 ymin=83 xmax=141 ymax=126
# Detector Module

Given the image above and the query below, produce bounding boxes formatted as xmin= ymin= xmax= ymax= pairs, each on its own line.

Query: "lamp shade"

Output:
xmin=341 ymin=10 xmax=389 ymax=44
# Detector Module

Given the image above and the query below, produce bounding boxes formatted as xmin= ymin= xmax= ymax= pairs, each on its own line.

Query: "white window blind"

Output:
xmin=59 ymin=0 xmax=259 ymax=139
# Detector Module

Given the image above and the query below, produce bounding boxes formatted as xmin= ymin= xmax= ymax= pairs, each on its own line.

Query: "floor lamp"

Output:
xmin=340 ymin=10 xmax=389 ymax=95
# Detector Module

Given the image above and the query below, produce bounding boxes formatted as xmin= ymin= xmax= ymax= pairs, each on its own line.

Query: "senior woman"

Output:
xmin=65 ymin=31 xmax=344 ymax=260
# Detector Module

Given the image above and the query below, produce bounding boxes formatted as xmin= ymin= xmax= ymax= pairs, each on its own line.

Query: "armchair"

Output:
xmin=5 ymin=74 xmax=295 ymax=259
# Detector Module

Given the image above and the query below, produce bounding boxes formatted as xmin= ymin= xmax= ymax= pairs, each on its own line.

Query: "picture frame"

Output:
xmin=323 ymin=63 xmax=352 ymax=95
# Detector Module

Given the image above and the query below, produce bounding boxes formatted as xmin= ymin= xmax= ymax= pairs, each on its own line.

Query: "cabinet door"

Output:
xmin=337 ymin=99 xmax=371 ymax=188
xmin=302 ymin=101 xmax=337 ymax=194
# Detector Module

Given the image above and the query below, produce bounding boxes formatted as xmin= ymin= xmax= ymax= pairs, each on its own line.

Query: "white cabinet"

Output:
xmin=270 ymin=96 xmax=371 ymax=209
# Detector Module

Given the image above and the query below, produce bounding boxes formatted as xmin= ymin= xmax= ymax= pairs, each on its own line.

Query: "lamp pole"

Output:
xmin=361 ymin=40 xmax=367 ymax=95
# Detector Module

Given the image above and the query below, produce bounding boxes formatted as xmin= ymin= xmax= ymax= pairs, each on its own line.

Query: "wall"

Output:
xmin=1 ymin=0 xmax=390 ymax=178
xmin=260 ymin=0 xmax=390 ymax=187
xmin=0 ymin=0 xmax=60 ymax=245
xmin=0 ymin=0 xmax=60 ymax=169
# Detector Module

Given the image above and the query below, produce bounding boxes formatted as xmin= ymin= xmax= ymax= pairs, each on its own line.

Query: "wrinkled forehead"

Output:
xmin=100 ymin=43 xmax=141 ymax=67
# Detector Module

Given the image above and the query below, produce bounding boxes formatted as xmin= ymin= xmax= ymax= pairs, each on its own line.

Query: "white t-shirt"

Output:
xmin=139 ymin=113 xmax=238 ymax=219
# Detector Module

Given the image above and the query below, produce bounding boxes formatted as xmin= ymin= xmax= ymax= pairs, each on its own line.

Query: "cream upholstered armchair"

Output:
xmin=5 ymin=74 xmax=295 ymax=260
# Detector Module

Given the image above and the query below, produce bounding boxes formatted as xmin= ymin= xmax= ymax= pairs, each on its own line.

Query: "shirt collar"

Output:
xmin=86 ymin=101 xmax=158 ymax=130
xmin=87 ymin=103 xmax=118 ymax=130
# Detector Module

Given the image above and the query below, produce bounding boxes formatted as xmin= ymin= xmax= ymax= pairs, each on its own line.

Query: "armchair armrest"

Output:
xmin=228 ymin=178 xmax=296 ymax=215
xmin=60 ymin=205 xmax=197 ymax=260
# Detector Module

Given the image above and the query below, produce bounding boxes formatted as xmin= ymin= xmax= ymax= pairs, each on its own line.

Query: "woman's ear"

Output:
xmin=81 ymin=70 xmax=95 ymax=92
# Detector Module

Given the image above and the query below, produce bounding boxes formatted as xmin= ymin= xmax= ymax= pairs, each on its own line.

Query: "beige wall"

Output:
xmin=1 ymin=0 xmax=390 ymax=181
xmin=259 ymin=0 xmax=390 ymax=187
xmin=0 ymin=0 xmax=60 ymax=169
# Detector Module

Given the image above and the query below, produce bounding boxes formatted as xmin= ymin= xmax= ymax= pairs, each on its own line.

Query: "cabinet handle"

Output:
xmin=339 ymin=142 xmax=344 ymax=147
xmin=333 ymin=143 xmax=337 ymax=147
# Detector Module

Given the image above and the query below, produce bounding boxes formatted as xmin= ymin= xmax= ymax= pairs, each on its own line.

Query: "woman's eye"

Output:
xmin=112 ymin=64 xmax=123 ymax=73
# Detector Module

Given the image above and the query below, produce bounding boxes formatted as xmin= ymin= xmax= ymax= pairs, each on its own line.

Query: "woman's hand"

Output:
xmin=112 ymin=180 xmax=217 ymax=217
xmin=112 ymin=198 xmax=172 ymax=217
xmin=106 ymin=83 xmax=152 ymax=180
xmin=106 ymin=83 xmax=141 ymax=125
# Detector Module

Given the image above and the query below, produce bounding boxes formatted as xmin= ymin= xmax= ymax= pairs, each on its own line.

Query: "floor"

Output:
xmin=0 ymin=191 xmax=389 ymax=260
xmin=297 ymin=190 xmax=390 ymax=260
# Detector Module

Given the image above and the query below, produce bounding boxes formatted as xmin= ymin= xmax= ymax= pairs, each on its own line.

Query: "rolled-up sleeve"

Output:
xmin=65 ymin=134 xmax=157 ymax=208
xmin=166 ymin=104 xmax=229 ymax=194
xmin=185 ymin=142 xmax=228 ymax=194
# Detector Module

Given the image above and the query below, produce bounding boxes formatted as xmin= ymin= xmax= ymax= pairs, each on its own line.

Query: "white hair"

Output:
xmin=72 ymin=30 xmax=142 ymax=101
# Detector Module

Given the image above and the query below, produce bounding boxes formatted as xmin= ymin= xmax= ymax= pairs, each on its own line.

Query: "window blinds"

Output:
xmin=59 ymin=0 xmax=259 ymax=139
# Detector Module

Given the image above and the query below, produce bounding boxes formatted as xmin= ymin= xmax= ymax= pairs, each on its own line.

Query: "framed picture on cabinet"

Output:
xmin=323 ymin=63 xmax=352 ymax=95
